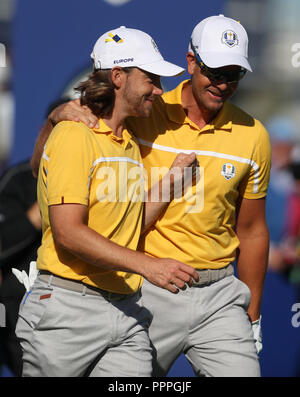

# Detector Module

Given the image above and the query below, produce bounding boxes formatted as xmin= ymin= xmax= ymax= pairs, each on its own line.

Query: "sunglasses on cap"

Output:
xmin=190 ymin=40 xmax=247 ymax=84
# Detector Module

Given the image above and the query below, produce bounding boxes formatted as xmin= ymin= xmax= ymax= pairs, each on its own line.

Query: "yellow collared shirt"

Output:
xmin=126 ymin=80 xmax=271 ymax=269
xmin=37 ymin=119 xmax=144 ymax=293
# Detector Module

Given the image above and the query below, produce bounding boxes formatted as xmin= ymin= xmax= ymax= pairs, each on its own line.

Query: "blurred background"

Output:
xmin=0 ymin=0 xmax=300 ymax=377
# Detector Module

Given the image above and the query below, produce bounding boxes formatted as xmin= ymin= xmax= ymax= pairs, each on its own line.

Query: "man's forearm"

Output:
xmin=142 ymin=153 xmax=198 ymax=233
xmin=53 ymin=219 xmax=151 ymax=275
xmin=52 ymin=222 xmax=199 ymax=293
xmin=49 ymin=204 xmax=199 ymax=293
xmin=142 ymin=174 xmax=174 ymax=234
xmin=31 ymin=119 xmax=54 ymax=178
xmin=236 ymin=231 xmax=269 ymax=321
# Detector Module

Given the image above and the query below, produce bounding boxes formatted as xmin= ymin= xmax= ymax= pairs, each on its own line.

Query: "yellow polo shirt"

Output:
xmin=37 ymin=119 xmax=144 ymax=293
xmin=126 ymin=80 xmax=271 ymax=269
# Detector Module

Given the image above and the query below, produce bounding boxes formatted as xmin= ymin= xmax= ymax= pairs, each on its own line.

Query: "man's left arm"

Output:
xmin=235 ymin=197 xmax=269 ymax=322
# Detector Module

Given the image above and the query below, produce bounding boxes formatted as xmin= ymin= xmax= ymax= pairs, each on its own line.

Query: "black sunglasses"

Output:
xmin=190 ymin=40 xmax=247 ymax=84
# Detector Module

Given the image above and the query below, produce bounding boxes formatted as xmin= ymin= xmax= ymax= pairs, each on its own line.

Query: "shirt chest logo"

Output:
xmin=221 ymin=163 xmax=236 ymax=180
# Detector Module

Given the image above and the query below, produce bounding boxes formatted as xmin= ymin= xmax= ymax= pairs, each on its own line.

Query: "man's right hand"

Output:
xmin=48 ymin=99 xmax=99 ymax=129
xmin=142 ymin=257 xmax=199 ymax=294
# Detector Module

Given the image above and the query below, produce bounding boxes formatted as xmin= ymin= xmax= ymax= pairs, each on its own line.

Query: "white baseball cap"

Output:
xmin=188 ymin=14 xmax=252 ymax=72
xmin=91 ymin=26 xmax=185 ymax=77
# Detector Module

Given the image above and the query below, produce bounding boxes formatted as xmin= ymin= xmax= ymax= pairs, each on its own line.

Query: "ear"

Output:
xmin=186 ymin=52 xmax=197 ymax=75
xmin=110 ymin=67 xmax=125 ymax=89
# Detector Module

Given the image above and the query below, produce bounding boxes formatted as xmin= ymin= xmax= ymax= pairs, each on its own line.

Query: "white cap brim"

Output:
xmin=200 ymin=52 xmax=252 ymax=72
xmin=138 ymin=60 xmax=185 ymax=77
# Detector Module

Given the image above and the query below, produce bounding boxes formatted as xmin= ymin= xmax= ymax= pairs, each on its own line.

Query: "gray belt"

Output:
xmin=38 ymin=271 xmax=132 ymax=301
xmin=193 ymin=263 xmax=234 ymax=287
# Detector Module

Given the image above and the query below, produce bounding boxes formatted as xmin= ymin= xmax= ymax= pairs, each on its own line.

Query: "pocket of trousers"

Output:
xmin=234 ymin=277 xmax=252 ymax=310
xmin=137 ymin=289 xmax=153 ymax=327
xmin=17 ymin=283 xmax=54 ymax=331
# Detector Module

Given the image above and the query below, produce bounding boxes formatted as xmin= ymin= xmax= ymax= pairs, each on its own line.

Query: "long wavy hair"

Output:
xmin=75 ymin=67 xmax=131 ymax=118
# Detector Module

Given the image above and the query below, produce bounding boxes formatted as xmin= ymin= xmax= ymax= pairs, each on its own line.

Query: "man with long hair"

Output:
xmin=16 ymin=26 xmax=199 ymax=377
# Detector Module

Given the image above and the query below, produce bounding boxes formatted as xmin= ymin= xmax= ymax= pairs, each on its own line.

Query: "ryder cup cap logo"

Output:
xmin=221 ymin=163 xmax=236 ymax=180
xmin=221 ymin=30 xmax=239 ymax=48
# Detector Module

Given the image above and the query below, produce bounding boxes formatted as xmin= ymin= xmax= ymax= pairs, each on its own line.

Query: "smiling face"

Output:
xmin=122 ymin=68 xmax=163 ymax=118
xmin=186 ymin=52 xmax=239 ymax=116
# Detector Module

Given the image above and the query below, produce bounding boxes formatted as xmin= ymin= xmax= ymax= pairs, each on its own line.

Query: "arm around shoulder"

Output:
xmin=31 ymin=119 xmax=54 ymax=178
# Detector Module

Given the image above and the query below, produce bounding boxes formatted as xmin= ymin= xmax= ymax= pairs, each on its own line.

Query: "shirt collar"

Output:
xmin=165 ymin=79 xmax=233 ymax=133
xmin=92 ymin=118 xmax=113 ymax=134
xmin=92 ymin=118 xmax=134 ymax=143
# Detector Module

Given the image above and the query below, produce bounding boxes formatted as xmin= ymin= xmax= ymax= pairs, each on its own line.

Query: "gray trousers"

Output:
xmin=15 ymin=277 xmax=152 ymax=377
xmin=141 ymin=274 xmax=260 ymax=377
